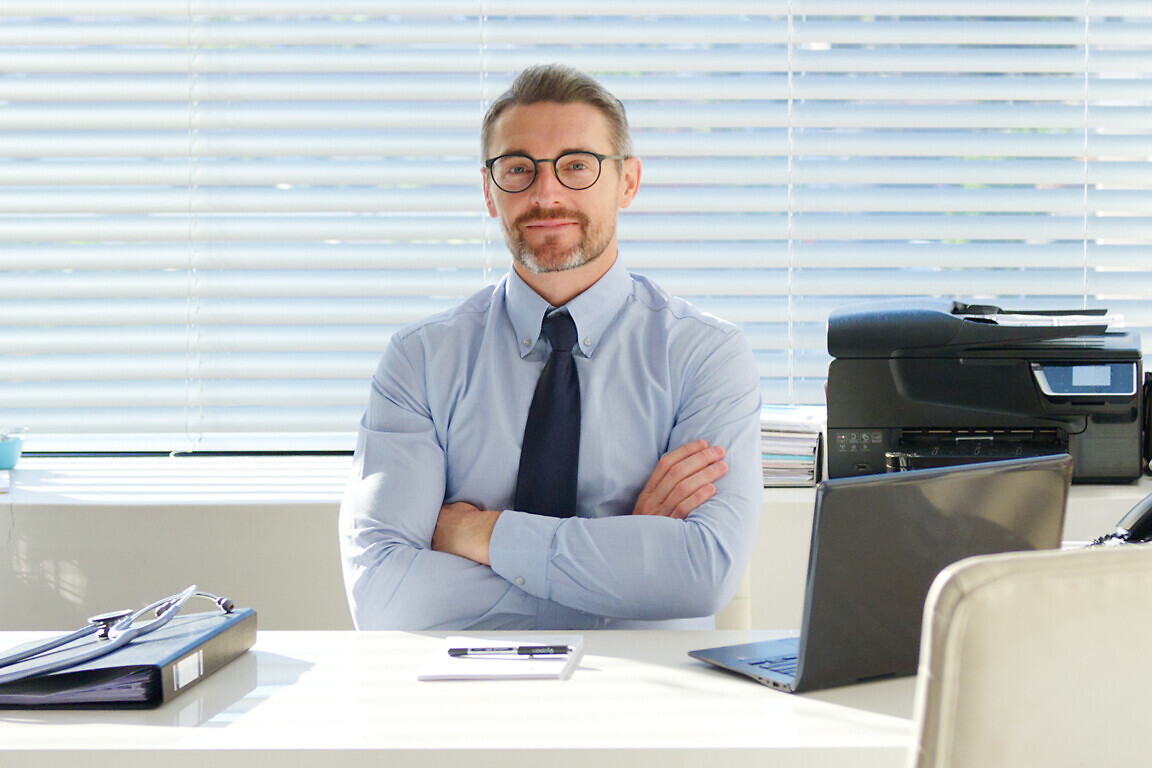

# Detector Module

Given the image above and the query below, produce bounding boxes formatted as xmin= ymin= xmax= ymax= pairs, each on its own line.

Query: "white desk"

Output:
xmin=0 ymin=630 xmax=914 ymax=768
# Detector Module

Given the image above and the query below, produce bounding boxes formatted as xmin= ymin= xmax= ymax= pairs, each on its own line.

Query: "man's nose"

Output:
xmin=529 ymin=160 xmax=565 ymax=201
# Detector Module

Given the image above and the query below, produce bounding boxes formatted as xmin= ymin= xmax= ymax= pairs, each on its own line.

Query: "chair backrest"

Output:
xmin=909 ymin=543 xmax=1152 ymax=768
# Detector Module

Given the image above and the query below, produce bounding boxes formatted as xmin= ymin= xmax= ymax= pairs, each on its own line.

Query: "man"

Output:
xmin=339 ymin=64 xmax=762 ymax=630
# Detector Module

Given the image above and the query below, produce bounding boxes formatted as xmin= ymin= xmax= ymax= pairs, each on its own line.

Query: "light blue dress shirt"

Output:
xmin=339 ymin=258 xmax=763 ymax=630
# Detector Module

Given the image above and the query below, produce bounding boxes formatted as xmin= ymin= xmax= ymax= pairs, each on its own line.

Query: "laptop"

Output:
xmin=690 ymin=454 xmax=1073 ymax=693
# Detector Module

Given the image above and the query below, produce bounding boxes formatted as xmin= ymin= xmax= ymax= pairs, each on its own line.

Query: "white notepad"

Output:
xmin=417 ymin=635 xmax=584 ymax=681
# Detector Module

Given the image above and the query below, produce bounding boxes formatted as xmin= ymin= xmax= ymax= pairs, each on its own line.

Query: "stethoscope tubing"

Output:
xmin=0 ymin=585 xmax=225 ymax=686
xmin=0 ymin=625 xmax=99 ymax=670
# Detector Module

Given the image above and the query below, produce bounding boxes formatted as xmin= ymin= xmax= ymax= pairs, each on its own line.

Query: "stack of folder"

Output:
xmin=761 ymin=405 xmax=824 ymax=487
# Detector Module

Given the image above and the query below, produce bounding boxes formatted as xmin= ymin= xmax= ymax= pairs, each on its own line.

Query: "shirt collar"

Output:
xmin=505 ymin=258 xmax=632 ymax=359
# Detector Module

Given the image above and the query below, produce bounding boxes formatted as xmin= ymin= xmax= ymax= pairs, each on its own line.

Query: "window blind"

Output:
xmin=1 ymin=2 xmax=1149 ymax=452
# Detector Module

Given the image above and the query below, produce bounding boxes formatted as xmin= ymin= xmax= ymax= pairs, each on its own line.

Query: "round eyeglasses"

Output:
xmin=485 ymin=151 xmax=628 ymax=193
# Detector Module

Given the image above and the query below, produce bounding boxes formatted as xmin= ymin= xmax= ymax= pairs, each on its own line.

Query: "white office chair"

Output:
xmin=909 ymin=543 xmax=1152 ymax=768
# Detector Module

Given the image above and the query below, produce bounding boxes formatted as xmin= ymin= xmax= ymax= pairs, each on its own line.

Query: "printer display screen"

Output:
xmin=1073 ymin=366 xmax=1111 ymax=388
xmin=1031 ymin=362 xmax=1138 ymax=397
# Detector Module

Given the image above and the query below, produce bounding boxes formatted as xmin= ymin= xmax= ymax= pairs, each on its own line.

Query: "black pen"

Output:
xmin=448 ymin=645 xmax=572 ymax=657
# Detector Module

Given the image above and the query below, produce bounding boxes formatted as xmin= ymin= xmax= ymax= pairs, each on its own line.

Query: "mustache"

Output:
xmin=513 ymin=207 xmax=589 ymax=228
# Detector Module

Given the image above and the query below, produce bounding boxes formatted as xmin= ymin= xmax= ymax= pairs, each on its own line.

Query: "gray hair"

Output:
xmin=481 ymin=64 xmax=633 ymax=159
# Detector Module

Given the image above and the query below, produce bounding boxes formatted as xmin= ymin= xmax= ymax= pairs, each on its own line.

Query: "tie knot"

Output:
xmin=541 ymin=312 xmax=577 ymax=354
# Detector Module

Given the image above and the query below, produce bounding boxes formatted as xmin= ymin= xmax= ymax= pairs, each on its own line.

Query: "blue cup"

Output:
xmin=0 ymin=437 xmax=22 ymax=469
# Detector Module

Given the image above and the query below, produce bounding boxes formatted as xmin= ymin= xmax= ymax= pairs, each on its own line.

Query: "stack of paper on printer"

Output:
xmin=956 ymin=310 xmax=1123 ymax=329
xmin=417 ymin=635 xmax=584 ymax=681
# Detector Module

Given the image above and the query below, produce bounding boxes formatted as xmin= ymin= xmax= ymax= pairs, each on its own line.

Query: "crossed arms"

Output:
xmin=338 ymin=311 xmax=763 ymax=630
xmin=433 ymin=439 xmax=730 ymax=565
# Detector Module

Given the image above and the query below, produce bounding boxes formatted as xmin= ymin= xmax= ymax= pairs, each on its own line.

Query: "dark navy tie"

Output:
xmin=514 ymin=311 xmax=581 ymax=518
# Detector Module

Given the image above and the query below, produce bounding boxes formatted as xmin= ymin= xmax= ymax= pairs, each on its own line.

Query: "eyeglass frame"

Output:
xmin=484 ymin=150 xmax=630 ymax=193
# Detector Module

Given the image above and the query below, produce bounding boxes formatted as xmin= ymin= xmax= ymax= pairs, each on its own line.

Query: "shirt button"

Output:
xmin=522 ymin=339 xmax=531 ymax=347
xmin=514 ymin=576 xmax=525 ymax=587
xmin=583 ymin=337 xmax=592 ymax=347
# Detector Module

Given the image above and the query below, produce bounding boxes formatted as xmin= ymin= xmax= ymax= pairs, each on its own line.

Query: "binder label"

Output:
xmin=175 ymin=650 xmax=203 ymax=690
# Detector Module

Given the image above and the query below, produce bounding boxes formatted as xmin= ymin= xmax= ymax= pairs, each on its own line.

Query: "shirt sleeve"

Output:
xmin=487 ymin=325 xmax=763 ymax=621
xmin=338 ymin=335 xmax=541 ymax=630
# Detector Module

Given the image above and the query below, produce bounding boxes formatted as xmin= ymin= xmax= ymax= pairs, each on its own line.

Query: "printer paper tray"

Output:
xmin=886 ymin=429 xmax=1067 ymax=472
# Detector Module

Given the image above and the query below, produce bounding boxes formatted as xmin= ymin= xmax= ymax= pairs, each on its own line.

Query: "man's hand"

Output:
xmin=432 ymin=501 xmax=500 ymax=566
xmin=632 ymin=439 xmax=728 ymax=519
xmin=434 ymin=440 xmax=725 ymax=563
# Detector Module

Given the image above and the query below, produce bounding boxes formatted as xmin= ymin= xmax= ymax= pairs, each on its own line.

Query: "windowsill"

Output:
xmin=1 ymin=455 xmax=353 ymax=507
xmin=0 ymin=455 xmax=358 ymax=632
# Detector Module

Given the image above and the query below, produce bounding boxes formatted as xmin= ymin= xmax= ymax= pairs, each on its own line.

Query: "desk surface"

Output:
xmin=0 ymin=630 xmax=914 ymax=768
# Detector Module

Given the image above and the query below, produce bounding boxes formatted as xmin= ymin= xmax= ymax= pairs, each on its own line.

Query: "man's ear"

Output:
xmin=617 ymin=156 xmax=641 ymax=210
xmin=481 ymin=168 xmax=498 ymax=217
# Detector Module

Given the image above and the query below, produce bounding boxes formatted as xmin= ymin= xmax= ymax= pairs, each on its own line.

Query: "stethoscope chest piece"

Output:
xmin=88 ymin=609 xmax=133 ymax=640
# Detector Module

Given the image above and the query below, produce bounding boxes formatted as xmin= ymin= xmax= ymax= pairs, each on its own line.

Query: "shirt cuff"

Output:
xmin=488 ymin=509 xmax=563 ymax=599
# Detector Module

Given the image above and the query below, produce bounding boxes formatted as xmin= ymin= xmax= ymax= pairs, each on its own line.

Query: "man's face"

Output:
xmin=482 ymin=101 xmax=638 ymax=275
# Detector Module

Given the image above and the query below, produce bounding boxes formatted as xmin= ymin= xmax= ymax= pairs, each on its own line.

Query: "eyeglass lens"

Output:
xmin=490 ymin=152 xmax=603 ymax=193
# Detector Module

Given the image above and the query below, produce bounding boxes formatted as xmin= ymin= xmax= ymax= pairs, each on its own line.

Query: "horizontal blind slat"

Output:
xmin=1 ymin=6 xmax=1148 ymax=449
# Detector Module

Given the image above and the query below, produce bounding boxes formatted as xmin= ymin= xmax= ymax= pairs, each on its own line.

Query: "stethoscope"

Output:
xmin=0 ymin=585 xmax=234 ymax=686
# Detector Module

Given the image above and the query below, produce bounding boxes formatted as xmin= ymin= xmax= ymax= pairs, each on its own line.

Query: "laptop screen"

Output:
xmin=796 ymin=454 xmax=1073 ymax=687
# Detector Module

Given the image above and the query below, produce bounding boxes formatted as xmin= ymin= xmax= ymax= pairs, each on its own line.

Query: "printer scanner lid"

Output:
xmin=827 ymin=299 xmax=1114 ymax=358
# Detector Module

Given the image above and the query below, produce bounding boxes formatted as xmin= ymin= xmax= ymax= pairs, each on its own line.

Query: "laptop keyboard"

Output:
xmin=748 ymin=653 xmax=798 ymax=676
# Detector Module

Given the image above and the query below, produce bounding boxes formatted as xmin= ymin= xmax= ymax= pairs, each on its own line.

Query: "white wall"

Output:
xmin=2 ymin=456 xmax=1147 ymax=632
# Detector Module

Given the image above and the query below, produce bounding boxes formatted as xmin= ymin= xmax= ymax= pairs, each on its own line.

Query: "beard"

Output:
xmin=504 ymin=207 xmax=614 ymax=275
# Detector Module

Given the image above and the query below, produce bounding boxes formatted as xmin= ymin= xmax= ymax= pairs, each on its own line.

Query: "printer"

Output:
xmin=825 ymin=299 xmax=1148 ymax=483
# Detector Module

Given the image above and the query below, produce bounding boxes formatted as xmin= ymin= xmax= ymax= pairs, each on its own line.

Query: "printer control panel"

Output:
xmin=1031 ymin=362 xmax=1138 ymax=399
xmin=830 ymin=429 xmax=890 ymax=476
